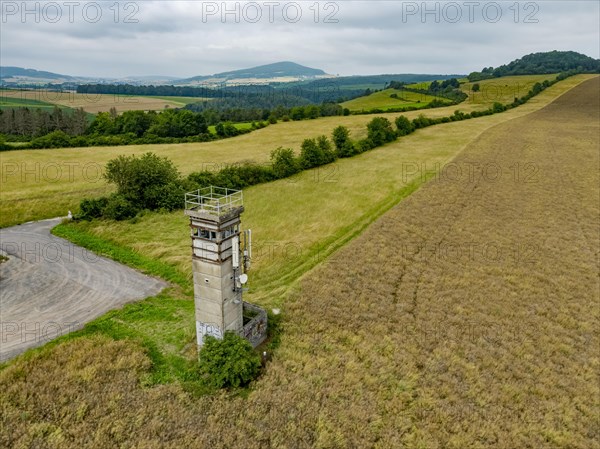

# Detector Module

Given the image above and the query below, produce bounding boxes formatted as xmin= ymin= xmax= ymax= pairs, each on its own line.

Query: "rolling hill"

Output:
xmin=468 ymin=50 xmax=600 ymax=81
xmin=0 ymin=66 xmax=74 ymax=84
xmin=175 ymin=61 xmax=331 ymax=86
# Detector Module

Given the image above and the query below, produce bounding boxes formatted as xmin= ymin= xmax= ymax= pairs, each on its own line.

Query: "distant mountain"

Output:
xmin=469 ymin=50 xmax=600 ymax=81
xmin=110 ymin=75 xmax=183 ymax=85
xmin=218 ymin=61 xmax=325 ymax=78
xmin=176 ymin=61 xmax=330 ymax=85
xmin=0 ymin=66 xmax=74 ymax=81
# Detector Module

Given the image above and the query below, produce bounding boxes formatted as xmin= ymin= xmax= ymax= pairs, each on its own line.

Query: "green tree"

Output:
xmin=395 ymin=115 xmax=415 ymax=136
xmin=299 ymin=138 xmax=325 ymax=169
xmin=332 ymin=125 xmax=350 ymax=154
xmin=119 ymin=110 xmax=156 ymax=137
xmin=215 ymin=121 xmax=238 ymax=137
xmin=104 ymin=152 xmax=180 ymax=209
xmin=148 ymin=109 xmax=207 ymax=137
xmin=472 ymin=83 xmax=480 ymax=92
xmin=305 ymin=105 xmax=320 ymax=119
xmin=103 ymin=194 xmax=138 ymax=220
xmin=317 ymin=135 xmax=336 ymax=164
xmin=198 ymin=333 xmax=261 ymax=389
xmin=290 ymin=107 xmax=305 ymax=121
xmin=88 ymin=111 xmax=117 ymax=135
xmin=366 ymin=117 xmax=396 ymax=147
xmin=270 ymin=147 xmax=299 ymax=179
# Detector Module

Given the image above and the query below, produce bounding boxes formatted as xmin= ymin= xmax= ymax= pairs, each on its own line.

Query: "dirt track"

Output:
xmin=0 ymin=218 xmax=166 ymax=361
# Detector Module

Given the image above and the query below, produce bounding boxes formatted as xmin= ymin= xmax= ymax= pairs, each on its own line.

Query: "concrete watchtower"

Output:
xmin=185 ymin=186 xmax=268 ymax=349
xmin=184 ymin=186 xmax=249 ymax=346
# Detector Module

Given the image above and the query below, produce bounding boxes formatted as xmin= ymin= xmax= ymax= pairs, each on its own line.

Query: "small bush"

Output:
xmin=198 ymin=332 xmax=261 ymax=389
xmin=0 ymin=135 xmax=13 ymax=151
xmin=212 ymin=163 xmax=274 ymax=190
xmin=355 ymin=138 xmax=375 ymax=153
xmin=29 ymin=130 xmax=72 ymax=149
xmin=103 ymin=194 xmax=138 ymax=221
xmin=215 ymin=122 xmax=238 ymax=137
xmin=338 ymin=140 xmax=356 ymax=158
xmin=187 ymin=170 xmax=216 ymax=188
xmin=492 ymin=102 xmax=506 ymax=113
xmin=332 ymin=125 xmax=351 ymax=155
xmin=317 ymin=135 xmax=337 ymax=164
xmin=299 ymin=138 xmax=325 ymax=169
xmin=412 ymin=114 xmax=432 ymax=129
xmin=271 ymin=147 xmax=300 ymax=179
xmin=79 ymin=197 xmax=109 ymax=220
xmin=395 ymin=115 xmax=415 ymax=136
xmin=144 ymin=180 xmax=193 ymax=211
xmin=366 ymin=117 xmax=396 ymax=146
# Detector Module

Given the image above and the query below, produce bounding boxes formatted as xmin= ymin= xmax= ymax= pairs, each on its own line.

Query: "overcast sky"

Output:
xmin=1 ymin=1 xmax=598 ymax=78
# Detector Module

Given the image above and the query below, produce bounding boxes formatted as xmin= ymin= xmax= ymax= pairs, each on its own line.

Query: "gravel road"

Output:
xmin=0 ymin=218 xmax=167 ymax=361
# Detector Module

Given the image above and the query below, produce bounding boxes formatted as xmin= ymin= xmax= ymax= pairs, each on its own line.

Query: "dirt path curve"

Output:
xmin=0 ymin=218 xmax=167 ymax=362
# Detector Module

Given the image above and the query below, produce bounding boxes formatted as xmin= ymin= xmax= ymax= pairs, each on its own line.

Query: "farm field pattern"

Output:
xmin=1 ymin=77 xmax=598 ymax=448
xmin=0 ymin=89 xmax=188 ymax=113
xmin=0 ymin=74 xmax=590 ymax=228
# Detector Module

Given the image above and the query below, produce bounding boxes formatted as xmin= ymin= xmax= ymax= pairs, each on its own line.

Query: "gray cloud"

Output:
xmin=1 ymin=1 xmax=598 ymax=77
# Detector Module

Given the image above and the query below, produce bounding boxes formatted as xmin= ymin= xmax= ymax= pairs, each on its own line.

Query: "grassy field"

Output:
xmin=461 ymin=73 xmax=558 ymax=105
xmin=145 ymin=96 xmax=212 ymax=106
xmin=1 ymin=77 xmax=597 ymax=448
xmin=207 ymin=122 xmax=254 ymax=134
xmin=0 ymin=89 xmax=185 ymax=113
xmin=405 ymin=81 xmax=432 ymax=90
xmin=0 ymin=96 xmax=73 ymax=111
xmin=341 ymin=88 xmax=448 ymax=111
xmin=2 ymin=74 xmax=591 ymax=229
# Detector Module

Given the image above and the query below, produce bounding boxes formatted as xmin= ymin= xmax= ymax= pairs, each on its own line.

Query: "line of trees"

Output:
xmin=0 ymin=107 xmax=271 ymax=150
xmin=0 ymin=106 xmax=88 ymax=138
xmin=185 ymin=100 xmax=345 ymax=123
xmin=0 ymin=101 xmax=346 ymax=150
xmin=76 ymin=71 xmax=574 ymax=221
xmin=76 ymin=84 xmax=231 ymax=98
xmin=387 ymin=78 xmax=468 ymax=104
xmin=77 ymin=83 xmax=356 ymax=105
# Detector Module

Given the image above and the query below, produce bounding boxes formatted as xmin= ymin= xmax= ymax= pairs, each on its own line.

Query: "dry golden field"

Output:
xmin=1 ymin=78 xmax=598 ymax=448
xmin=0 ymin=89 xmax=188 ymax=113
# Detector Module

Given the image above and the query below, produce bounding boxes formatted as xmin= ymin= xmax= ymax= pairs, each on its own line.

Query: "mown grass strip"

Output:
xmin=255 ymin=174 xmax=431 ymax=300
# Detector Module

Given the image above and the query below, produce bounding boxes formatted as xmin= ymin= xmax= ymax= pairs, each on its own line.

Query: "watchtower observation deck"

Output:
xmin=185 ymin=186 xmax=244 ymax=223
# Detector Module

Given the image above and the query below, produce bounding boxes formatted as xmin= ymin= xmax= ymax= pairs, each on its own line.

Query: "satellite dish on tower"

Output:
xmin=239 ymin=274 xmax=248 ymax=285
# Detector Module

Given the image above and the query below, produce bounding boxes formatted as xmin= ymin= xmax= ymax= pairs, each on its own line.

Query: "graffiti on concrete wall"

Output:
xmin=196 ymin=321 xmax=223 ymax=345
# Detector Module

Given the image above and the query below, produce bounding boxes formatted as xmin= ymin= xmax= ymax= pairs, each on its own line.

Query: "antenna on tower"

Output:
xmin=232 ymin=235 xmax=240 ymax=269
xmin=243 ymin=229 xmax=252 ymax=271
